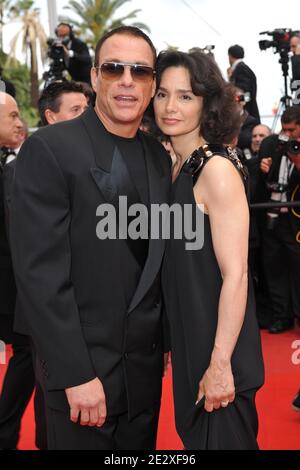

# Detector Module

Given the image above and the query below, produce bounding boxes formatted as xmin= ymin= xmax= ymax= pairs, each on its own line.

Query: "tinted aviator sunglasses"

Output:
xmin=96 ymin=62 xmax=155 ymax=82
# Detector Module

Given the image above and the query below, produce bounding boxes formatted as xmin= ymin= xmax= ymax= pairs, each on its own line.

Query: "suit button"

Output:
xmin=154 ymin=301 xmax=160 ymax=308
xmin=152 ymin=343 xmax=157 ymax=350
xmin=124 ymin=352 xmax=129 ymax=359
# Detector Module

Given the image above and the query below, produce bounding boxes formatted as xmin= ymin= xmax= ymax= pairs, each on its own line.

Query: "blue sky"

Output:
xmin=3 ymin=0 xmax=300 ymax=125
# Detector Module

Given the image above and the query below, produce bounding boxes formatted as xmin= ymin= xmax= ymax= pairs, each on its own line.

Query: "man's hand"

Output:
xmin=196 ymin=361 xmax=235 ymax=413
xmin=62 ymin=45 xmax=70 ymax=56
xmin=65 ymin=377 xmax=107 ymax=427
xmin=260 ymin=157 xmax=272 ymax=174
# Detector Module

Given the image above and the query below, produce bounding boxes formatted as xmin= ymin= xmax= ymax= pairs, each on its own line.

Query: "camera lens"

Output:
xmin=287 ymin=139 xmax=300 ymax=155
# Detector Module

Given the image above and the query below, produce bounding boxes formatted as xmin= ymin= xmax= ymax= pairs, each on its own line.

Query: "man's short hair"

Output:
xmin=38 ymin=80 xmax=88 ymax=126
xmin=281 ymin=106 xmax=300 ymax=125
xmin=94 ymin=26 xmax=157 ymax=68
xmin=228 ymin=44 xmax=244 ymax=59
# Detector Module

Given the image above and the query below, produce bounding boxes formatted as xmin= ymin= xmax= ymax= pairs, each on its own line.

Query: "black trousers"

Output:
xmin=0 ymin=343 xmax=34 ymax=449
xmin=46 ymin=404 xmax=160 ymax=450
xmin=0 ymin=342 xmax=47 ymax=449
xmin=262 ymin=214 xmax=300 ymax=322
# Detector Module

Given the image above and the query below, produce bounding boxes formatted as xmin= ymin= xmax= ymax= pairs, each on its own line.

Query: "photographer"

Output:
xmin=54 ymin=23 xmax=92 ymax=84
xmin=228 ymin=44 xmax=260 ymax=120
xmin=259 ymin=106 xmax=300 ymax=333
xmin=235 ymin=88 xmax=260 ymax=150
xmin=290 ymin=34 xmax=300 ymax=90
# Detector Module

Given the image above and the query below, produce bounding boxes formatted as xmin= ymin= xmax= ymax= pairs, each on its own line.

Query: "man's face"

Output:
xmin=56 ymin=25 xmax=71 ymax=40
xmin=0 ymin=93 xmax=23 ymax=147
xmin=290 ymin=36 xmax=300 ymax=54
xmin=281 ymin=121 xmax=300 ymax=139
xmin=91 ymin=34 xmax=156 ymax=135
xmin=45 ymin=92 xmax=88 ymax=124
xmin=251 ymin=125 xmax=270 ymax=153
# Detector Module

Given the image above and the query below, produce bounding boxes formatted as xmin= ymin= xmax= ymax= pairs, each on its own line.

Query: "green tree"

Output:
xmin=61 ymin=0 xmax=150 ymax=48
xmin=0 ymin=49 xmax=39 ymax=127
xmin=8 ymin=0 xmax=47 ymax=108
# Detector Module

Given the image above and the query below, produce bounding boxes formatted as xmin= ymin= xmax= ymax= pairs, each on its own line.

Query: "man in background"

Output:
xmin=55 ymin=23 xmax=92 ymax=84
xmin=0 ymin=91 xmax=28 ymax=450
xmin=38 ymin=80 xmax=90 ymax=126
xmin=228 ymin=44 xmax=260 ymax=121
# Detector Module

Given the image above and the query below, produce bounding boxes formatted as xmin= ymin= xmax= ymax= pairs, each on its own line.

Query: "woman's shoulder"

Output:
xmin=184 ymin=144 xmax=247 ymax=185
xmin=194 ymin=148 xmax=247 ymax=206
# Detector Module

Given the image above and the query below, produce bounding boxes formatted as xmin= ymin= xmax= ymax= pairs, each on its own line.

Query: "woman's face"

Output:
xmin=154 ymin=66 xmax=203 ymax=138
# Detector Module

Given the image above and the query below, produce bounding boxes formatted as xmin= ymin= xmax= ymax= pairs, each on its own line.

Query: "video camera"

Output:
xmin=47 ymin=37 xmax=69 ymax=61
xmin=259 ymin=28 xmax=300 ymax=53
xmin=43 ymin=37 xmax=69 ymax=87
xmin=189 ymin=45 xmax=215 ymax=56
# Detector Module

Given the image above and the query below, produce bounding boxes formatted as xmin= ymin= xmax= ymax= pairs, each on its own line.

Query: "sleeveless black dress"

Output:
xmin=162 ymin=145 xmax=265 ymax=450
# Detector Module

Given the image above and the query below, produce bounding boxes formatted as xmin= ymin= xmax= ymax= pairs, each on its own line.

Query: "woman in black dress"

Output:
xmin=153 ymin=50 xmax=264 ymax=450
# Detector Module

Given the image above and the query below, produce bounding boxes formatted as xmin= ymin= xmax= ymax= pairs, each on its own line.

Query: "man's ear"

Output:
xmin=91 ymin=67 xmax=98 ymax=93
xmin=44 ymin=109 xmax=57 ymax=125
xmin=151 ymin=77 xmax=156 ymax=99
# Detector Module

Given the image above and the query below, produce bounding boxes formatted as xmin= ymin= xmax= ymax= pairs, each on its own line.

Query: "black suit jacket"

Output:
xmin=292 ymin=55 xmax=300 ymax=83
xmin=231 ymin=61 xmax=260 ymax=121
xmin=10 ymin=106 xmax=171 ymax=418
xmin=68 ymin=37 xmax=92 ymax=84
xmin=0 ymin=164 xmax=16 ymax=318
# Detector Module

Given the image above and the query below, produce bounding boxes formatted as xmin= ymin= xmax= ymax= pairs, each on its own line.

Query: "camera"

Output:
xmin=189 ymin=45 xmax=215 ymax=56
xmin=47 ymin=38 xmax=67 ymax=61
xmin=235 ymin=92 xmax=251 ymax=103
xmin=259 ymin=28 xmax=300 ymax=53
xmin=43 ymin=38 xmax=68 ymax=87
xmin=278 ymin=132 xmax=300 ymax=155
xmin=266 ymin=181 xmax=288 ymax=229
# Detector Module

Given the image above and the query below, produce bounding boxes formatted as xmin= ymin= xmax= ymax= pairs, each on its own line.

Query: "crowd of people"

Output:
xmin=0 ymin=24 xmax=299 ymax=450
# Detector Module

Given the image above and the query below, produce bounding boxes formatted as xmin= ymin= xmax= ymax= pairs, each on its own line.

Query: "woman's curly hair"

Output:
xmin=155 ymin=50 xmax=242 ymax=144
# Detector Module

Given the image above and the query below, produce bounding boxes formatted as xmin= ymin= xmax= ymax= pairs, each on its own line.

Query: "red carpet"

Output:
xmin=1 ymin=328 xmax=300 ymax=450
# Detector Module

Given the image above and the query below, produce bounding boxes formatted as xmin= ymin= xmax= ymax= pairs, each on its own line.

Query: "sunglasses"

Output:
xmin=96 ymin=62 xmax=155 ymax=82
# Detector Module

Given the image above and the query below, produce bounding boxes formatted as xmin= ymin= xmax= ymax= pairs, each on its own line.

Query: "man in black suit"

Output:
xmin=259 ymin=106 xmax=300 ymax=333
xmin=290 ymin=34 xmax=300 ymax=100
xmin=10 ymin=26 xmax=171 ymax=450
xmin=0 ymin=92 xmax=22 ymax=339
xmin=55 ymin=23 xmax=92 ymax=84
xmin=0 ymin=92 xmax=32 ymax=450
xmin=228 ymin=44 xmax=260 ymax=121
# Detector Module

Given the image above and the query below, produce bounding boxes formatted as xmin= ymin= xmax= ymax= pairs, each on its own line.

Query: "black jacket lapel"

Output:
xmin=128 ymin=134 xmax=170 ymax=312
xmin=85 ymin=108 xmax=148 ymax=267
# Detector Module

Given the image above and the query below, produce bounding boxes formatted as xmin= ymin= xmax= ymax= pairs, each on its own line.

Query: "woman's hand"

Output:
xmin=196 ymin=360 xmax=235 ymax=413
